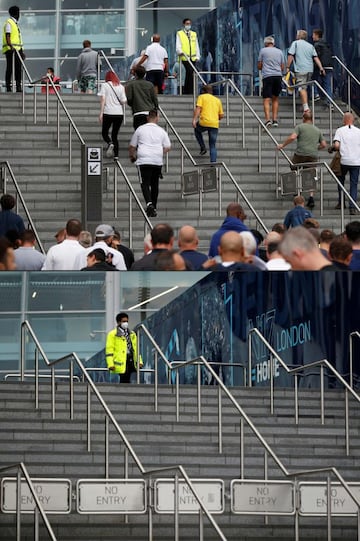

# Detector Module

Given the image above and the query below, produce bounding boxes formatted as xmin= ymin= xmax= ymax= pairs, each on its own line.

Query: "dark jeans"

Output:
xmin=339 ymin=164 xmax=359 ymax=208
xmin=5 ymin=49 xmax=22 ymax=91
xmin=120 ymin=357 xmax=135 ymax=383
xmin=101 ymin=114 xmax=123 ymax=157
xmin=137 ymin=164 xmax=162 ymax=208
xmin=314 ymin=69 xmax=332 ymax=102
xmin=182 ymin=60 xmax=196 ymax=94
xmin=133 ymin=113 xmax=148 ymax=131
xmin=194 ymin=123 xmax=218 ymax=162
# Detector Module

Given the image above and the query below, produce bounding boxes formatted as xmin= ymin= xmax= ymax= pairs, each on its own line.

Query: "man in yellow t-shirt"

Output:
xmin=192 ymin=85 xmax=224 ymax=163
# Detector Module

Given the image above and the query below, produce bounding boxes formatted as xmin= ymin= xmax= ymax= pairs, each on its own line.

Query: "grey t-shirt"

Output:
xmin=295 ymin=123 xmax=324 ymax=158
xmin=14 ymin=247 xmax=46 ymax=271
xmin=288 ymin=39 xmax=317 ymax=73
xmin=258 ymin=46 xmax=284 ymax=78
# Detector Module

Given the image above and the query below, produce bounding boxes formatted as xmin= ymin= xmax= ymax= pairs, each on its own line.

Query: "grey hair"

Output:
xmin=264 ymin=35 xmax=275 ymax=45
xmin=279 ymin=227 xmax=317 ymax=258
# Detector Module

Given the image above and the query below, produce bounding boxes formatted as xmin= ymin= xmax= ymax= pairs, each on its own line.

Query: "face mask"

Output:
xmin=120 ymin=322 xmax=129 ymax=330
xmin=184 ymin=25 xmax=191 ymax=31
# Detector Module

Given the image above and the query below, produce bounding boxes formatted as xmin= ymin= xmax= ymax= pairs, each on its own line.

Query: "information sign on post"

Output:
xmin=201 ymin=168 xmax=217 ymax=192
xmin=154 ymin=478 xmax=224 ymax=514
xmin=182 ymin=171 xmax=200 ymax=196
xmin=1 ymin=478 xmax=71 ymax=514
xmin=77 ymin=479 xmax=146 ymax=514
xmin=231 ymin=480 xmax=295 ymax=515
xmin=280 ymin=171 xmax=297 ymax=196
xmin=81 ymin=146 xmax=103 ymax=230
xmin=299 ymin=482 xmax=360 ymax=516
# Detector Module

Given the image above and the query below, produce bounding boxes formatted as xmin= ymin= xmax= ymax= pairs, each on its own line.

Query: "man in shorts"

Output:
xmin=258 ymin=35 xmax=285 ymax=128
xmin=286 ymin=29 xmax=325 ymax=114
xmin=76 ymin=39 xmax=98 ymax=94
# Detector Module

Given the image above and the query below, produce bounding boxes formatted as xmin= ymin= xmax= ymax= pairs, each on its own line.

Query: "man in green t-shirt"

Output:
xmin=277 ymin=110 xmax=327 ymax=208
xmin=192 ymin=85 xmax=224 ymax=163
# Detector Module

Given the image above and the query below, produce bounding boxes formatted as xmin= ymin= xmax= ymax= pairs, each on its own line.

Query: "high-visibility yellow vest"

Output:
xmin=2 ymin=18 xmax=23 ymax=54
xmin=177 ymin=30 xmax=198 ymax=61
xmin=105 ymin=329 xmax=142 ymax=374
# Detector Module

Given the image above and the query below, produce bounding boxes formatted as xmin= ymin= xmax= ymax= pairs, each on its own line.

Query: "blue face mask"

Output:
xmin=184 ymin=24 xmax=191 ymax=31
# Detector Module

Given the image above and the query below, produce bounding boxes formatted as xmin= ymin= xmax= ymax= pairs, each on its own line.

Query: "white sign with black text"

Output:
xmin=1 ymin=478 xmax=71 ymax=514
xmin=154 ymin=478 xmax=224 ymax=514
xmin=231 ymin=480 xmax=295 ymax=515
xmin=77 ymin=479 xmax=146 ymax=514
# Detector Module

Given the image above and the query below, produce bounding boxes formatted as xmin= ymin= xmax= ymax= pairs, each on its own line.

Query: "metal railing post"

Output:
xmin=34 ymin=506 xmax=39 ymax=541
xmin=20 ymin=324 xmax=25 ymax=382
xmin=240 ymin=417 xmax=244 ymax=478
xmin=174 ymin=472 xmax=180 ymax=541
xmin=124 ymin=446 xmax=129 ymax=524
xmin=258 ymin=123 xmax=262 ymax=172
xmin=68 ymin=123 xmax=72 ymax=172
xmin=226 ymin=81 xmax=229 ymax=126
xmin=241 ymin=101 xmax=245 ymax=149
xmin=105 ymin=415 xmax=109 ymax=478
xmin=345 ymin=389 xmax=350 ymax=456
xmin=87 ymin=383 xmax=91 ymax=452
xmin=248 ymin=334 xmax=252 ymax=387
xmin=197 ymin=362 xmax=201 ymax=423
xmin=69 ymin=359 xmax=74 ymax=420
xmin=35 ymin=348 xmax=39 ymax=410
xmin=46 ymin=82 xmax=49 ymax=124
xmin=113 ymin=165 xmax=118 ymax=218
xmin=176 ymin=370 xmax=180 ymax=422
xmin=218 ymin=385 xmax=222 ymax=454
xmin=348 ymin=74 xmax=351 ymax=111
xmin=320 ymin=167 xmax=324 ymax=216
xmin=327 ymin=474 xmax=332 ymax=541
xmin=33 ymin=86 xmax=37 ymax=124
xmin=51 ymin=365 xmax=56 ymax=420
xmin=148 ymin=479 xmax=153 ymax=541
xmin=154 ymin=351 xmax=158 ymax=413
xmin=57 ymin=99 xmax=60 ymax=148
xmin=218 ymin=166 xmax=222 ymax=215
xmin=199 ymin=509 xmax=204 ymax=541
xmin=16 ymin=468 xmax=21 ymax=541
xmin=270 ymin=354 xmax=274 ymax=415
xmin=294 ymin=373 xmax=299 ymax=425
xmin=320 ymin=364 xmax=325 ymax=425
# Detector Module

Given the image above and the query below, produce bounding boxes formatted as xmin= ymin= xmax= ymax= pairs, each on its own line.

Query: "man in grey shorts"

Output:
xmin=258 ymin=35 xmax=285 ymax=128
xmin=286 ymin=29 xmax=325 ymax=114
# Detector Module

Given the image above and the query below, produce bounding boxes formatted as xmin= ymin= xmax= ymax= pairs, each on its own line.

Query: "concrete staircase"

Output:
xmin=0 ymin=92 xmax=348 ymax=256
xmin=0 ymin=381 xmax=359 ymax=540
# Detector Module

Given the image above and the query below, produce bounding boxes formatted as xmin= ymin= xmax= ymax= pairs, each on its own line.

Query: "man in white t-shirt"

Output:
xmin=129 ymin=110 xmax=171 ymax=217
xmin=136 ymin=34 xmax=168 ymax=94
xmin=42 ymin=219 xmax=85 ymax=270
xmin=333 ymin=112 xmax=360 ymax=215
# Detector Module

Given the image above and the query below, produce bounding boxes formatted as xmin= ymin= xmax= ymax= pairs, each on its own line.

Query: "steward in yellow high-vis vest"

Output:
xmin=175 ymin=17 xmax=200 ymax=95
xmin=105 ymin=312 xmax=142 ymax=383
xmin=2 ymin=6 xmax=24 ymax=92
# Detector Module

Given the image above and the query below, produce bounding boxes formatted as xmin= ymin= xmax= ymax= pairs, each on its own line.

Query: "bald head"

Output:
xmin=265 ymin=231 xmax=282 ymax=245
xmin=152 ymin=34 xmax=161 ymax=43
xmin=219 ymin=231 xmax=245 ymax=261
xmin=178 ymin=225 xmax=198 ymax=249
xmin=226 ymin=203 xmax=246 ymax=221
xmin=343 ymin=112 xmax=354 ymax=126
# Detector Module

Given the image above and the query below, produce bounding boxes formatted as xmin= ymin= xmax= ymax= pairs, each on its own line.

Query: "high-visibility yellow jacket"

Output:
xmin=105 ymin=329 xmax=142 ymax=374
xmin=2 ymin=18 xmax=23 ymax=54
xmin=176 ymin=30 xmax=199 ymax=62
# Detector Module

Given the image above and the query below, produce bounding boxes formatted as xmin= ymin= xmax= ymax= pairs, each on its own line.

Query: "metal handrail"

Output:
xmin=19 ymin=320 xmax=227 ymax=540
xmin=332 ymin=55 xmax=360 ymax=112
xmin=0 ymin=462 xmax=57 ymax=541
xmin=13 ymin=51 xmax=86 ymax=172
xmin=248 ymin=327 xmax=360 ymax=455
xmin=0 ymin=160 xmax=45 ymax=253
xmin=349 ymin=331 xmax=360 ymax=388
xmin=113 ymin=159 xmax=153 ymax=249
xmin=136 ymin=325 xmax=360 ymax=539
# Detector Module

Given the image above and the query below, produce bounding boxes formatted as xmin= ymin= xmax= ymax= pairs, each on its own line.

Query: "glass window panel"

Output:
xmin=21 ymin=13 xmax=56 ymax=51
xmin=0 ymin=315 xmax=22 ymax=378
xmin=27 ymin=272 xmax=107 ymax=312
xmin=61 ymin=0 xmax=124 ymax=9
xmin=0 ymin=272 xmax=23 ymax=312
xmin=0 ymin=1 xmax=55 ymax=11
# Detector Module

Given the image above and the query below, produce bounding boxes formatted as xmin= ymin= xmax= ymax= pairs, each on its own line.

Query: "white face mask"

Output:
xmin=184 ymin=24 xmax=191 ymax=31
xmin=120 ymin=322 xmax=129 ymax=330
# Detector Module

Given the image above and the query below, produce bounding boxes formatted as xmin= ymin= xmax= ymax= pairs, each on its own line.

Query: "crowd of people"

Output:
xmin=1 ymin=198 xmax=360 ymax=271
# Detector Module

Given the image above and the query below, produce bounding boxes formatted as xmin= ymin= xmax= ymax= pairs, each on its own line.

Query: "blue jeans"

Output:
xmin=194 ymin=123 xmax=218 ymax=162
xmin=314 ymin=69 xmax=332 ymax=102
xmin=339 ymin=165 xmax=359 ymax=208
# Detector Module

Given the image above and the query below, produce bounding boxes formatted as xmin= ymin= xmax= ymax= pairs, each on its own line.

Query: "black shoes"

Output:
xmin=146 ymin=203 xmax=157 ymax=217
xmin=199 ymin=149 xmax=207 ymax=155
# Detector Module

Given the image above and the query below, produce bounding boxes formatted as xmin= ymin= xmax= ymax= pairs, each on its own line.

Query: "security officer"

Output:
xmin=2 ymin=5 xmax=24 ymax=92
xmin=175 ymin=17 xmax=200 ymax=94
xmin=105 ymin=313 xmax=142 ymax=383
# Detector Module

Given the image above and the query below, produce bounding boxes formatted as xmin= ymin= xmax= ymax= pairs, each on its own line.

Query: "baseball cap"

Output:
xmin=95 ymin=224 xmax=114 ymax=238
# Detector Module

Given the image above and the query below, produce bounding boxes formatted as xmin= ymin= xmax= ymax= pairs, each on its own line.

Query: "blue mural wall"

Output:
xmin=141 ymin=271 xmax=360 ymax=389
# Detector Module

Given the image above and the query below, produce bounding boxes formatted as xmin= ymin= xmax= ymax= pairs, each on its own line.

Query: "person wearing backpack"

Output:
xmin=312 ymin=29 xmax=333 ymax=105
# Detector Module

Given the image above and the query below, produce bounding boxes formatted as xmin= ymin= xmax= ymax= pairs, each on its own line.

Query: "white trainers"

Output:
xmin=106 ymin=143 xmax=114 ymax=158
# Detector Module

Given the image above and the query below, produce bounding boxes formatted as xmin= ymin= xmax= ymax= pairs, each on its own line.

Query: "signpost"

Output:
xmin=1 ymin=478 xmax=71 ymax=514
xmin=231 ymin=480 xmax=295 ymax=515
xmin=299 ymin=482 xmax=360 ymax=516
xmin=154 ymin=478 xmax=224 ymax=514
xmin=77 ymin=479 xmax=146 ymax=514
xmin=81 ymin=145 xmax=103 ymax=230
